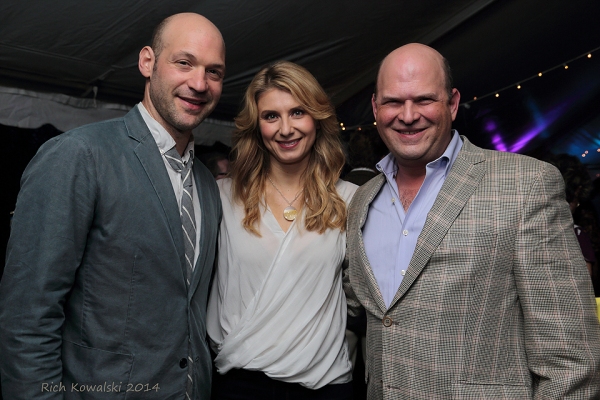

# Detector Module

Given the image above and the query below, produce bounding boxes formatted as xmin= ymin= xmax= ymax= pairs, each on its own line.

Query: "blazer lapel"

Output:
xmin=187 ymin=165 xmax=211 ymax=300
xmin=125 ymin=109 xmax=187 ymax=284
xmin=355 ymin=174 xmax=389 ymax=314
xmin=388 ymin=137 xmax=486 ymax=308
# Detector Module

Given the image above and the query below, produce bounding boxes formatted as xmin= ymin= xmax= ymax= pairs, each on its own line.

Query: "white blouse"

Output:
xmin=207 ymin=178 xmax=358 ymax=389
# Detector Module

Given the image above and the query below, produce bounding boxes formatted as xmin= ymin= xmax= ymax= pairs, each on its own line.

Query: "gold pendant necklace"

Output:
xmin=267 ymin=175 xmax=303 ymax=221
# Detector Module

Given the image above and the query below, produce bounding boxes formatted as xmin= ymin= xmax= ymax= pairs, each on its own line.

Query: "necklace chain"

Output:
xmin=267 ymin=175 xmax=303 ymax=206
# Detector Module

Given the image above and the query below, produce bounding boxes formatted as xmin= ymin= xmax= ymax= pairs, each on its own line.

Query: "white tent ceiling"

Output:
xmin=0 ymin=0 xmax=599 ymax=150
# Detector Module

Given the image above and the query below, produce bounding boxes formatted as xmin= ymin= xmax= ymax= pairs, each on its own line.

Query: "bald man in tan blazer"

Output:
xmin=343 ymin=43 xmax=600 ymax=399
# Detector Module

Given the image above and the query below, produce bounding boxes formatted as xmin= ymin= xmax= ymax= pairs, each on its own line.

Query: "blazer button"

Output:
xmin=179 ymin=358 xmax=188 ymax=368
xmin=382 ymin=316 xmax=393 ymax=327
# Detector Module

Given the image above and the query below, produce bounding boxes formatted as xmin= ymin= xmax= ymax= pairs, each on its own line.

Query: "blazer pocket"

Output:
xmin=438 ymin=231 xmax=496 ymax=249
xmin=451 ymin=382 xmax=531 ymax=399
xmin=434 ymin=232 xmax=497 ymax=273
xmin=62 ymin=340 xmax=133 ymax=397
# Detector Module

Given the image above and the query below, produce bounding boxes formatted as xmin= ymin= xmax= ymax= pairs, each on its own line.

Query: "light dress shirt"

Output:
xmin=363 ymin=131 xmax=463 ymax=307
xmin=137 ymin=103 xmax=202 ymax=265
xmin=207 ymin=178 xmax=357 ymax=389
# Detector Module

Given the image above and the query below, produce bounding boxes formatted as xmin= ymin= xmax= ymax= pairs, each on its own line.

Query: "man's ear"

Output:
xmin=371 ymin=93 xmax=378 ymax=119
xmin=449 ymin=88 xmax=461 ymax=121
xmin=139 ymin=46 xmax=155 ymax=78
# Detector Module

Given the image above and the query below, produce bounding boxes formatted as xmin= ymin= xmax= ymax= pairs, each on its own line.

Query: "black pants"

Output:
xmin=211 ymin=367 xmax=353 ymax=400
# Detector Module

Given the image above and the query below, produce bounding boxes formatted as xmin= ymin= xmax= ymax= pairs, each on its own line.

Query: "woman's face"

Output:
xmin=257 ymin=88 xmax=317 ymax=169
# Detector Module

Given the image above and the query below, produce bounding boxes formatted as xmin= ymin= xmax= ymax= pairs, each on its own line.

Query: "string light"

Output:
xmin=580 ymin=150 xmax=597 ymax=159
xmin=460 ymin=46 xmax=599 ymax=107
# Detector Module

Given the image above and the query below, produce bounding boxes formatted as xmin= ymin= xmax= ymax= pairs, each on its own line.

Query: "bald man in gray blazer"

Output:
xmin=343 ymin=43 xmax=600 ymax=399
xmin=0 ymin=13 xmax=225 ymax=399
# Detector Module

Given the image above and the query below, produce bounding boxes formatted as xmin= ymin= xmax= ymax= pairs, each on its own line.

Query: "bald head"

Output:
xmin=376 ymin=43 xmax=453 ymax=101
xmin=151 ymin=13 xmax=225 ymax=61
xmin=370 ymin=43 xmax=460 ymax=170
xmin=138 ymin=12 xmax=226 ymax=143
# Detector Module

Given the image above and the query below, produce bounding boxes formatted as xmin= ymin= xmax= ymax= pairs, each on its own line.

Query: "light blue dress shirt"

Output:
xmin=362 ymin=131 xmax=463 ymax=307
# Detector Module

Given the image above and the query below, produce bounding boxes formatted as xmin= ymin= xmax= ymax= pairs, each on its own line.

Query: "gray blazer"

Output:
xmin=344 ymin=137 xmax=600 ymax=399
xmin=0 ymin=108 xmax=222 ymax=399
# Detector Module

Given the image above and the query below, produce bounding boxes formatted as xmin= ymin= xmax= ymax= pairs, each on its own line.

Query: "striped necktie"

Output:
xmin=164 ymin=146 xmax=196 ymax=286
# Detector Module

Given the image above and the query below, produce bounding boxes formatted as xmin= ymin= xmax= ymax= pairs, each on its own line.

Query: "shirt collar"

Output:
xmin=376 ymin=130 xmax=463 ymax=178
xmin=137 ymin=102 xmax=194 ymax=162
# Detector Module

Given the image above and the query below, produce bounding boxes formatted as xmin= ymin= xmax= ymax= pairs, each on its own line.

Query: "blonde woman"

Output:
xmin=207 ymin=61 xmax=357 ymax=399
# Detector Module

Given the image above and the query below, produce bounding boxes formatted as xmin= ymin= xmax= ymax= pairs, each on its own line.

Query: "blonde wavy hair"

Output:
xmin=229 ymin=60 xmax=347 ymax=236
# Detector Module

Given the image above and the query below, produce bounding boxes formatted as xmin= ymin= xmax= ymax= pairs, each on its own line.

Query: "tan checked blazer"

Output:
xmin=344 ymin=137 xmax=600 ymax=399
